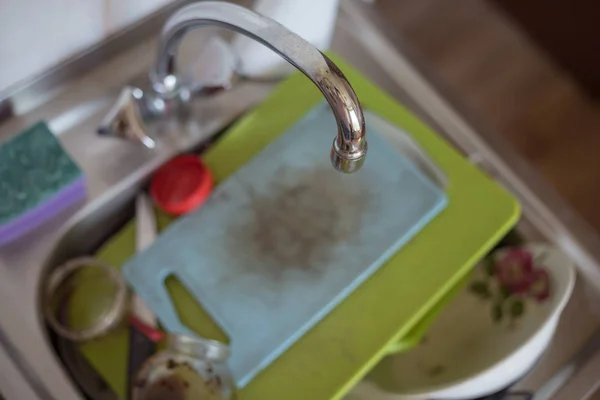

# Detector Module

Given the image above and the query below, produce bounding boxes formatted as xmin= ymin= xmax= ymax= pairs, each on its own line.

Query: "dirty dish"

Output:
xmin=354 ymin=243 xmax=575 ymax=400
xmin=44 ymin=256 xmax=128 ymax=341
xmin=123 ymin=102 xmax=448 ymax=387
xmin=67 ymin=56 xmax=520 ymax=400
xmin=132 ymin=333 xmax=234 ymax=400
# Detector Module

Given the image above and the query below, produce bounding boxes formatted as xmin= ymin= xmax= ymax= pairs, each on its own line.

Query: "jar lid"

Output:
xmin=168 ymin=333 xmax=230 ymax=361
xmin=150 ymin=155 xmax=213 ymax=215
xmin=43 ymin=257 xmax=128 ymax=341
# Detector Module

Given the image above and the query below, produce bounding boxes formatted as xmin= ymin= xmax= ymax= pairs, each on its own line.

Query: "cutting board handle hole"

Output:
xmin=164 ymin=274 xmax=230 ymax=344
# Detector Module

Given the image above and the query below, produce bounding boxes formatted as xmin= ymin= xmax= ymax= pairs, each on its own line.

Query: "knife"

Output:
xmin=127 ymin=193 xmax=163 ymax=398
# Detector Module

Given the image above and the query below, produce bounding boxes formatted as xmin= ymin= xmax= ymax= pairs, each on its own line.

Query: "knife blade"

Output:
xmin=127 ymin=193 xmax=163 ymax=398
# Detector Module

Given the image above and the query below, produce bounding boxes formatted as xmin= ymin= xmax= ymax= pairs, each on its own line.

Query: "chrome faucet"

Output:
xmin=98 ymin=1 xmax=367 ymax=173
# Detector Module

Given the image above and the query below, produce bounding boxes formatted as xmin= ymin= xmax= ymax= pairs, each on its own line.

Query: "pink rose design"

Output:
xmin=528 ymin=268 xmax=551 ymax=302
xmin=495 ymin=247 xmax=534 ymax=294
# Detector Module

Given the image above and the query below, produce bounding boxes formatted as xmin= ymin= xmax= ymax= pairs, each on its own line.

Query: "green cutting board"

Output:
xmin=69 ymin=54 xmax=519 ymax=399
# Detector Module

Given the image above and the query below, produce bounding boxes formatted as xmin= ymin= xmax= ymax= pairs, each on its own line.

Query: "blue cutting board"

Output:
xmin=122 ymin=103 xmax=447 ymax=386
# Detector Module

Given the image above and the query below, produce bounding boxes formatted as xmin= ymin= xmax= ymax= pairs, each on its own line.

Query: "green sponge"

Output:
xmin=0 ymin=122 xmax=86 ymax=245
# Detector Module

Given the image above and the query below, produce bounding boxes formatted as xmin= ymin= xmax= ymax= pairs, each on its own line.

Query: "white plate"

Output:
xmin=349 ymin=243 xmax=575 ymax=400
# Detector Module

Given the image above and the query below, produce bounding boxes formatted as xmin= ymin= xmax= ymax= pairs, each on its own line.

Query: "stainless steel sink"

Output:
xmin=2 ymin=1 xmax=600 ymax=399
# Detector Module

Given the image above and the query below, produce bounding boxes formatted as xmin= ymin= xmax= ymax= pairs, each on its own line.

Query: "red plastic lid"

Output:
xmin=150 ymin=155 xmax=213 ymax=215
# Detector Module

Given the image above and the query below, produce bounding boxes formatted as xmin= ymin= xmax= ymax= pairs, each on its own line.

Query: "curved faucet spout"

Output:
xmin=151 ymin=1 xmax=367 ymax=173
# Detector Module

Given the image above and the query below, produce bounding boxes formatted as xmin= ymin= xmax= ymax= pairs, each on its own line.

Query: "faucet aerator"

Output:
xmin=330 ymin=139 xmax=367 ymax=174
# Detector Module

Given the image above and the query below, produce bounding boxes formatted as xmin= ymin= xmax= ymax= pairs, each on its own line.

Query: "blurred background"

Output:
xmin=375 ymin=0 xmax=600 ymax=234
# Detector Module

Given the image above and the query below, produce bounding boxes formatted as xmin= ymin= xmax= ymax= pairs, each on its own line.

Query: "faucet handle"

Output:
xmin=97 ymin=86 xmax=157 ymax=149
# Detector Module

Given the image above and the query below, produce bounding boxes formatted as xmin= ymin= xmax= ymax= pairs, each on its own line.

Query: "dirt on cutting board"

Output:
xmin=227 ymin=166 xmax=372 ymax=279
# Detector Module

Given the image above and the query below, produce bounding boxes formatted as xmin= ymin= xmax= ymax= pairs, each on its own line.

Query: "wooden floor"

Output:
xmin=375 ymin=0 xmax=600 ymax=232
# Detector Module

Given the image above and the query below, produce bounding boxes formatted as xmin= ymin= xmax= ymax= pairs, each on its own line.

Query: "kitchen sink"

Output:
xmin=2 ymin=1 xmax=600 ymax=399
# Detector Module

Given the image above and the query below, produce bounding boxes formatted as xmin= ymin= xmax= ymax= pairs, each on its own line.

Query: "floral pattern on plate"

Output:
xmin=469 ymin=246 xmax=552 ymax=325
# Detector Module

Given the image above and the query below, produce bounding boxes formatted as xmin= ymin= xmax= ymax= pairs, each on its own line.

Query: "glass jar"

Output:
xmin=132 ymin=333 xmax=235 ymax=400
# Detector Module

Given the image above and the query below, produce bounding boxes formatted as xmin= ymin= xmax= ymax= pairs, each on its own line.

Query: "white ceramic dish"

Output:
xmin=348 ymin=243 xmax=575 ymax=400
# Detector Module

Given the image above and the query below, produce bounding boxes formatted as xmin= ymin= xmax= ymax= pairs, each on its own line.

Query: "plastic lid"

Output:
xmin=150 ymin=155 xmax=213 ymax=215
